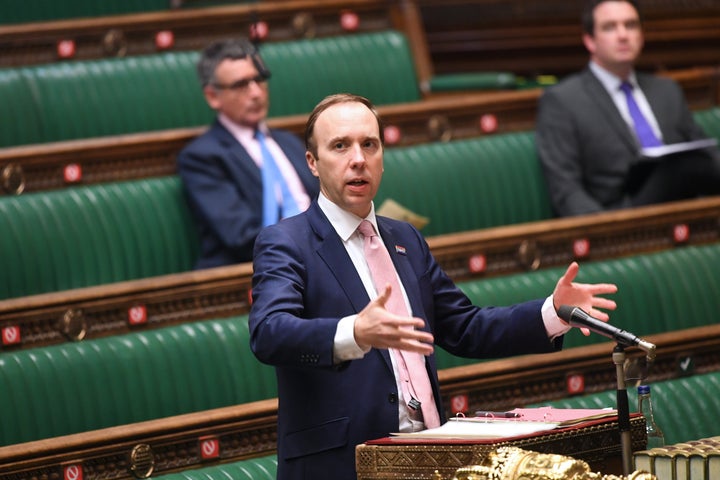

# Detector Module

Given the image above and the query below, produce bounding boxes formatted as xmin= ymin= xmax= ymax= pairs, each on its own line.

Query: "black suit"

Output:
xmin=536 ymin=67 xmax=720 ymax=217
xmin=177 ymin=120 xmax=319 ymax=269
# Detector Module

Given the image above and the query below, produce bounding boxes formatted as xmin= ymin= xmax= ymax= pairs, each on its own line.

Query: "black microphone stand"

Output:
xmin=612 ymin=343 xmax=633 ymax=476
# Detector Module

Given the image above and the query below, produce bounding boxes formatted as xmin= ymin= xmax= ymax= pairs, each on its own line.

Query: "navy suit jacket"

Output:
xmin=536 ymin=68 xmax=715 ymax=216
xmin=249 ymin=202 xmax=562 ymax=480
xmin=177 ymin=120 xmax=319 ymax=269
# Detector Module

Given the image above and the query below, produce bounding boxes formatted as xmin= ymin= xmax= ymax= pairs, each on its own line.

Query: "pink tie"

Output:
xmin=357 ymin=220 xmax=440 ymax=429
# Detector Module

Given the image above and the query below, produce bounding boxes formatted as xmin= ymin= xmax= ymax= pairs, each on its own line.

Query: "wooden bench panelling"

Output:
xmin=417 ymin=0 xmax=720 ymax=77
xmin=2 ymin=324 xmax=719 ymax=480
xmin=0 ymin=0 xmax=422 ymax=70
xmin=1 ymin=67 xmax=716 ymax=196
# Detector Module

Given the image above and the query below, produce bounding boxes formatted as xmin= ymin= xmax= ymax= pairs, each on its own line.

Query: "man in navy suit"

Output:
xmin=177 ymin=38 xmax=319 ymax=269
xmin=249 ymin=93 xmax=619 ymax=480
xmin=536 ymin=0 xmax=720 ymax=217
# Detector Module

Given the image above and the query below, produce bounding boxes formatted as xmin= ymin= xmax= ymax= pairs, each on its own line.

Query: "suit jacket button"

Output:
xmin=388 ymin=393 xmax=397 ymax=404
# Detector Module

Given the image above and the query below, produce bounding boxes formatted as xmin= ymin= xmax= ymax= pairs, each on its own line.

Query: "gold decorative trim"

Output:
xmin=1 ymin=163 xmax=25 ymax=195
xmin=518 ymin=240 xmax=541 ymax=270
xmin=292 ymin=12 xmax=316 ymax=39
xmin=129 ymin=443 xmax=155 ymax=479
xmin=428 ymin=115 xmax=452 ymax=142
xmin=103 ymin=29 xmax=128 ymax=57
xmin=59 ymin=309 xmax=88 ymax=341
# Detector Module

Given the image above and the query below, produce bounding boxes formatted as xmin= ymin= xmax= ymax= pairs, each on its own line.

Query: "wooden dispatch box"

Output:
xmin=356 ymin=414 xmax=647 ymax=479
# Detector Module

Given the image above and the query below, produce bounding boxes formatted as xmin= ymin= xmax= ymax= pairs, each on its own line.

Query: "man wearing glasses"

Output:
xmin=178 ymin=38 xmax=319 ymax=269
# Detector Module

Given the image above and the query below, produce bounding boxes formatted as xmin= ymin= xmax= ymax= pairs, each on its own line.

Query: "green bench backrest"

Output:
xmin=528 ymin=371 xmax=720 ymax=445
xmin=693 ymin=107 xmax=720 ymax=143
xmin=435 ymin=243 xmax=720 ymax=369
xmin=0 ymin=176 xmax=197 ymax=299
xmin=152 ymin=455 xmax=277 ymax=480
xmin=0 ymin=0 xmax=171 ymax=24
xmin=379 ymin=131 xmax=553 ymax=235
xmin=0 ymin=315 xmax=275 ymax=446
xmin=0 ymin=31 xmax=419 ymax=147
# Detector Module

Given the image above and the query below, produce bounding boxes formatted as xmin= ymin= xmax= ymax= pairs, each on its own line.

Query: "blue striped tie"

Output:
xmin=256 ymin=130 xmax=300 ymax=226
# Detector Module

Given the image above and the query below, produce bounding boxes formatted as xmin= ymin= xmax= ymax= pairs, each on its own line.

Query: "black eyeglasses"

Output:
xmin=212 ymin=74 xmax=268 ymax=92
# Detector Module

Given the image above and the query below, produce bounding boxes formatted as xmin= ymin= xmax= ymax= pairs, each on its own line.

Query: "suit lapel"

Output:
xmin=307 ymin=203 xmax=371 ymax=314
xmin=582 ymin=69 xmax=639 ymax=151
xmin=376 ymin=218 xmax=428 ymax=333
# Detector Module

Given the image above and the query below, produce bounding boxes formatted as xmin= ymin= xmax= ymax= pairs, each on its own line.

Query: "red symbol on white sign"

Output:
xmin=573 ymin=238 xmax=590 ymax=258
xmin=450 ymin=394 xmax=469 ymax=414
xmin=479 ymin=114 xmax=498 ymax=133
xmin=566 ymin=374 xmax=585 ymax=395
xmin=468 ymin=254 xmax=487 ymax=274
xmin=155 ymin=30 xmax=174 ymax=50
xmin=673 ymin=224 xmax=689 ymax=243
xmin=383 ymin=125 xmax=401 ymax=145
xmin=340 ymin=11 xmax=360 ymax=31
xmin=2 ymin=326 xmax=20 ymax=345
xmin=250 ymin=21 xmax=269 ymax=40
xmin=128 ymin=305 xmax=148 ymax=325
xmin=57 ymin=40 xmax=76 ymax=59
xmin=64 ymin=464 xmax=82 ymax=480
xmin=63 ymin=164 xmax=82 ymax=183
xmin=200 ymin=436 xmax=220 ymax=459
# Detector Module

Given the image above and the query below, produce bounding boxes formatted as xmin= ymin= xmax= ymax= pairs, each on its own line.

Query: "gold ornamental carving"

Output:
xmin=103 ymin=29 xmax=128 ymax=57
xmin=1 ymin=163 xmax=25 ymax=195
xmin=59 ymin=309 xmax=88 ymax=341
xmin=518 ymin=240 xmax=541 ymax=270
xmin=292 ymin=12 xmax=317 ymax=39
xmin=129 ymin=443 xmax=155 ymax=479
xmin=428 ymin=115 xmax=453 ymax=142
xmin=451 ymin=446 xmax=656 ymax=480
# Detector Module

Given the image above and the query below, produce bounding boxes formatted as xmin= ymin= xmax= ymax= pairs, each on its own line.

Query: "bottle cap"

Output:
xmin=638 ymin=385 xmax=651 ymax=395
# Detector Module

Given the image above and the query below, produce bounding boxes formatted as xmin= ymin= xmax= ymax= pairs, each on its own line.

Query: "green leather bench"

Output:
xmin=528 ymin=370 xmax=720 ymax=446
xmin=0 ymin=131 xmax=549 ymax=299
xmin=0 ymin=315 xmax=275 ymax=446
xmin=0 ymin=176 xmax=198 ymax=299
xmin=379 ymin=130 xmax=552 ymax=235
xmin=151 ymin=455 xmax=277 ymax=480
xmin=435 ymin=243 xmax=720 ymax=369
xmin=1 ymin=246 xmax=717 ymax=445
xmin=0 ymin=30 xmax=420 ymax=147
xmin=3 ymin=108 xmax=719 ymax=299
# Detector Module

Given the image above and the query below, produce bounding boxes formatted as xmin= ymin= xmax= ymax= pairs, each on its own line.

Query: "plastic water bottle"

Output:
xmin=638 ymin=384 xmax=665 ymax=448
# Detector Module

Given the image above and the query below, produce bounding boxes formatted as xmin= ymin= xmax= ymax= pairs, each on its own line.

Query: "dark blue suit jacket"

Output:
xmin=249 ymin=202 xmax=561 ymax=480
xmin=177 ymin=120 xmax=319 ymax=269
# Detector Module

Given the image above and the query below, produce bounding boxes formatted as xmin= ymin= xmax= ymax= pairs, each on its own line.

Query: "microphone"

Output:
xmin=558 ymin=305 xmax=656 ymax=360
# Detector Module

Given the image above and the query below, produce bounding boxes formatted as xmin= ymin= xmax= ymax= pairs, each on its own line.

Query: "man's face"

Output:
xmin=306 ymin=101 xmax=384 ymax=219
xmin=203 ymin=57 xmax=269 ymax=127
xmin=583 ymin=1 xmax=643 ymax=76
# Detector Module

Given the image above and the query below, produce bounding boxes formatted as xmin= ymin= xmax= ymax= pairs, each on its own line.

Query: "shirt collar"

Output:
xmin=317 ymin=192 xmax=377 ymax=242
xmin=588 ymin=61 xmax=638 ymax=91
xmin=217 ymin=113 xmax=268 ymax=143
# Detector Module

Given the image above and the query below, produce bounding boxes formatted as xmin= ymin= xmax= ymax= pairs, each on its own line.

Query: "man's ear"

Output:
xmin=203 ymin=85 xmax=221 ymax=110
xmin=306 ymin=151 xmax=319 ymax=178
xmin=582 ymin=33 xmax=596 ymax=55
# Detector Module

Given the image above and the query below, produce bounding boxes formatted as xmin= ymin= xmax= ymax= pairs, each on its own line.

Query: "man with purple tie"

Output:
xmin=536 ymin=0 xmax=720 ymax=217
xmin=249 ymin=93 xmax=619 ymax=480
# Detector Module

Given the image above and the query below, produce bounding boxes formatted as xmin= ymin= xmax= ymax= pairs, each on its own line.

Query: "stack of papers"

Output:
xmin=390 ymin=407 xmax=616 ymax=440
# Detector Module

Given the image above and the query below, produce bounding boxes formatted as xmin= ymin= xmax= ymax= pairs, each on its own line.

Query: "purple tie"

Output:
xmin=619 ymin=81 xmax=663 ymax=148
xmin=357 ymin=220 xmax=440 ymax=429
